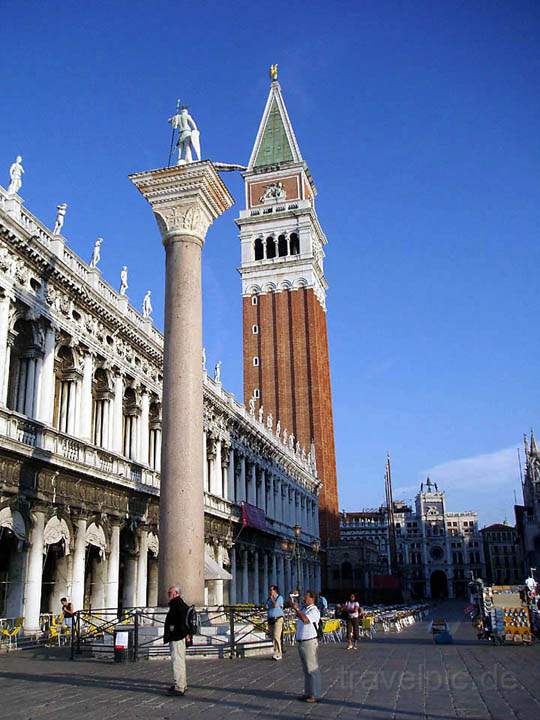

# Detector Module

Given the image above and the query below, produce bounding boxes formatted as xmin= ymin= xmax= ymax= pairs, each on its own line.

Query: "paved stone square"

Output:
xmin=1 ymin=602 xmax=539 ymax=720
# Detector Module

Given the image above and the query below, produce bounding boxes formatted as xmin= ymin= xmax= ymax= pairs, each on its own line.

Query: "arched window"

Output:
xmin=53 ymin=345 xmax=80 ymax=434
xmin=254 ymin=238 xmax=264 ymax=261
xmin=290 ymin=232 xmax=300 ymax=255
xmin=278 ymin=234 xmax=288 ymax=257
xmin=266 ymin=236 xmax=276 ymax=259
xmin=92 ymin=368 xmax=112 ymax=448
xmin=7 ymin=318 xmax=41 ymax=417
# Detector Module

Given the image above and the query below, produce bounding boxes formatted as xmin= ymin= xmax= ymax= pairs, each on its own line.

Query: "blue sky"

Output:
xmin=2 ymin=1 xmax=539 ymax=525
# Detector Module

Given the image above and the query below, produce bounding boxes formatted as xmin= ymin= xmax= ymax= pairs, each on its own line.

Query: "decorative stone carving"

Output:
xmin=214 ymin=360 xmax=221 ymax=383
xmin=0 ymin=506 xmax=26 ymax=541
xmin=43 ymin=515 xmax=71 ymax=555
xmin=148 ymin=531 xmax=159 ymax=557
xmin=155 ymin=203 xmax=209 ymax=239
xmin=85 ymin=522 xmax=107 ymax=556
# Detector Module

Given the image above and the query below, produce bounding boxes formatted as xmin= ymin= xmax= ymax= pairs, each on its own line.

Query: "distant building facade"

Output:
xmin=338 ymin=478 xmax=485 ymax=600
xmin=481 ymin=523 xmax=523 ymax=585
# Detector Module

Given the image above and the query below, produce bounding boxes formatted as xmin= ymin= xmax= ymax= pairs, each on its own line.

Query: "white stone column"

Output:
xmin=136 ymin=529 xmax=148 ymax=607
xmin=268 ymin=474 xmax=274 ymax=519
xmin=285 ymin=557 xmax=291 ymax=595
xmin=139 ymin=390 xmax=150 ymax=464
xmin=253 ymin=550 xmax=259 ymax=604
xmin=36 ymin=325 xmax=56 ymax=424
xmin=260 ymin=468 xmax=266 ymax=513
xmin=106 ymin=523 xmax=121 ymax=612
xmin=0 ymin=292 xmax=12 ymax=406
xmin=215 ymin=544 xmax=224 ymax=606
xmin=271 ymin=552 xmax=277 ymax=586
xmin=211 ymin=439 xmax=222 ymax=496
xmin=112 ymin=372 xmax=124 ymax=454
xmin=278 ymin=554 xmax=285 ymax=592
xmin=79 ymin=351 xmax=94 ymax=441
xmin=71 ymin=517 xmax=87 ymax=612
xmin=229 ymin=546 xmax=237 ymax=605
xmin=241 ymin=548 xmax=249 ymax=602
xmin=24 ymin=357 xmax=36 ymax=417
xmin=262 ymin=552 xmax=269 ymax=602
xmin=250 ymin=463 xmax=257 ymax=505
xmin=148 ymin=558 xmax=159 ymax=607
xmin=221 ymin=450 xmax=229 ymax=500
xmin=131 ymin=162 xmax=233 ymax=606
xmin=202 ymin=430 xmax=208 ymax=492
xmin=22 ymin=511 xmax=45 ymax=633
xmin=227 ymin=448 xmax=235 ymax=500
xmin=239 ymin=455 xmax=247 ymax=502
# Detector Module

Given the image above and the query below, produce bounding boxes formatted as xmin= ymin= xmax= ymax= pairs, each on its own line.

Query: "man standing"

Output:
xmin=291 ymin=590 xmax=321 ymax=703
xmin=163 ymin=585 xmax=191 ymax=696
xmin=266 ymin=585 xmax=284 ymax=660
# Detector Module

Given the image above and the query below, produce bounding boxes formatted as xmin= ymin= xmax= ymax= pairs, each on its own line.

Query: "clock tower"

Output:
xmin=236 ymin=72 xmax=339 ymax=542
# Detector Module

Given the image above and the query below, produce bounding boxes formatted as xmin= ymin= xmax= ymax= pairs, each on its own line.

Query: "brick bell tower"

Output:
xmin=236 ymin=70 xmax=340 ymax=543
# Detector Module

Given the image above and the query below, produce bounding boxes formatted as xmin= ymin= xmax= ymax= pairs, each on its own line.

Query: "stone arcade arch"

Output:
xmin=430 ymin=570 xmax=448 ymax=599
xmin=0 ymin=507 xmax=27 ymax=617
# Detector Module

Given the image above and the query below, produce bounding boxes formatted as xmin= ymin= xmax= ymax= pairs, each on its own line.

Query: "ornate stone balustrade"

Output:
xmin=0 ymin=406 xmax=160 ymax=495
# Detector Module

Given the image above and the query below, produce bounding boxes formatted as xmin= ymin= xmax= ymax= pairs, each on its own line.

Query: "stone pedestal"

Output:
xmin=130 ymin=161 xmax=233 ymax=606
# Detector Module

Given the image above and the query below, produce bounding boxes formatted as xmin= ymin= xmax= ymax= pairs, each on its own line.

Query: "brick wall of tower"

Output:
xmin=243 ymin=287 xmax=340 ymax=542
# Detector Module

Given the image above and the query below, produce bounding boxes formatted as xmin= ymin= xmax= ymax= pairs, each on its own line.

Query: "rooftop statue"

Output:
xmin=142 ymin=290 xmax=153 ymax=319
xmin=214 ymin=360 xmax=221 ymax=383
xmin=119 ymin=266 xmax=128 ymax=296
xmin=90 ymin=238 xmax=103 ymax=269
xmin=269 ymin=64 xmax=278 ymax=81
xmin=168 ymin=105 xmax=201 ymax=165
xmin=52 ymin=203 xmax=67 ymax=235
xmin=7 ymin=156 xmax=24 ymax=195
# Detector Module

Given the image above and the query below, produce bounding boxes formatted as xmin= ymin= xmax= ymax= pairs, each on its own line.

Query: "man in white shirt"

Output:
xmin=291 ymin=590 xmax=321 ymax=703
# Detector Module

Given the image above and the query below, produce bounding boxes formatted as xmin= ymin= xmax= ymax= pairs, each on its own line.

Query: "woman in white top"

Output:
xmin=342 ymin=593 xmax=361 ymax=650
xmin=291 ymin=590 xmax=321 ymax=703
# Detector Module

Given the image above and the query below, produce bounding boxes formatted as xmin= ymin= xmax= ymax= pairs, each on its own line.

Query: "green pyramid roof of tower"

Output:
xmin=253 ymin=97 xmax=294 ymax=167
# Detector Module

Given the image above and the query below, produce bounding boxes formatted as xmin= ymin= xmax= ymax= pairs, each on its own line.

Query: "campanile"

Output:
xmin=236 ymin=72 xmax=339 ymax=542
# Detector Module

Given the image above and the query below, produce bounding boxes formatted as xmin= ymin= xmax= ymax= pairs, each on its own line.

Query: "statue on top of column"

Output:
xmin=7 ymin=155 xmax=24 ymax=195
xmin=168 ymin=103 xmax=201 ymax=165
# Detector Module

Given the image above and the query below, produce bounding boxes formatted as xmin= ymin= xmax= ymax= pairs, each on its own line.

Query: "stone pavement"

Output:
xmin=1 ymin=601 xmax=539 ymax=720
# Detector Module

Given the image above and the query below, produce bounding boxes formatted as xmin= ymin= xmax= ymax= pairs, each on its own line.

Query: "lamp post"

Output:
xmin=281 ymin=525 xmax=320 ymax=594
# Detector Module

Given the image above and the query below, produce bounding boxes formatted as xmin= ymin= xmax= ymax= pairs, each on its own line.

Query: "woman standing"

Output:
xmin=342 ymin=593 xmax=361 ymax=650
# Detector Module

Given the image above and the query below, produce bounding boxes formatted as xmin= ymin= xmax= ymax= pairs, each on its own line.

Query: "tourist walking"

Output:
xmin=266 ymin=585 xmax=284 ymax=660
xmin=342 ymin=593 xmax=361 ymax=650
xmin=291 ymin=590 xmax=321 ymax=703
xmin=163 ymin=585 xmax=191 ymax=696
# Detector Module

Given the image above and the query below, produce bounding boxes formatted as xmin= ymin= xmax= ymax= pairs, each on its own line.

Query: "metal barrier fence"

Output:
xmin=69 ymin=605 xmax=276 ymax=661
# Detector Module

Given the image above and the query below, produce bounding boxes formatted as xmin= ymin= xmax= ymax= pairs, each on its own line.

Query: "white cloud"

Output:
xmin=395 ymin=446 xmax=522 ymax=526
xmin=421 ymin=446 xmax=520 ymax=492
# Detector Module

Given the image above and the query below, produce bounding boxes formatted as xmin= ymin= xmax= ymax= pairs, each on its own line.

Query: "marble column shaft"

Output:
xmin=23 ymin=511 xmax=45 ymax=633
